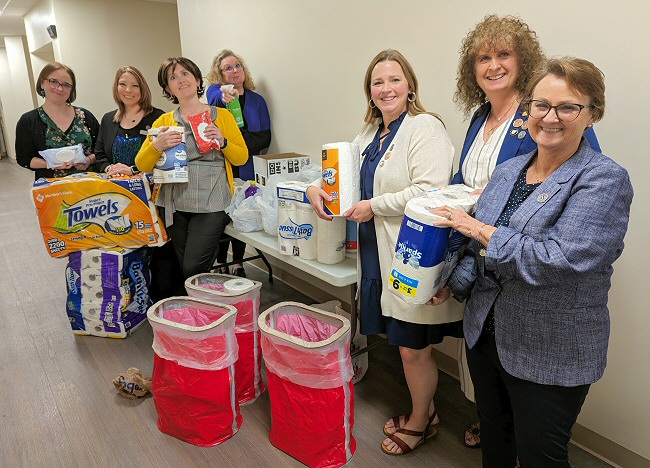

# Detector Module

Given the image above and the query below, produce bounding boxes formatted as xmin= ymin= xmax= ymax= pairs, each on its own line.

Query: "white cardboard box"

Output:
xmin=253 ymin=152 xmax=312 ymax=185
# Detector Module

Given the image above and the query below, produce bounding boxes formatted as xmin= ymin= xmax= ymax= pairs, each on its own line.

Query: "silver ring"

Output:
xmin=446 ymin=211 xmax=452 ymax=220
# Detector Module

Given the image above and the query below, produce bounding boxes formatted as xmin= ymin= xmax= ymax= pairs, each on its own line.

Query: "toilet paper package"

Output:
xmin=322 ymin=142 xmax=360 ymax=216
xmin=276 ymin=182 xmax=317 ymax=259
xmin=154 ymin=143 xmax=189 ymax=183
xmin=388 ymin=185 xmax=479 ymax=305
xmin=317 ymin=216 xmax=346 ymax=265
xmin=65 ymin=247 xmax=152 ymax=337
xmin=346 ymin=219 xmax=358 ymax=253
xmin=31 ymin=173 xmax=167 ymax=257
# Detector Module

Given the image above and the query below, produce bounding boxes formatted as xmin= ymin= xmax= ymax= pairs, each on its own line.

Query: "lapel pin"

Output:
xmin=537 ymin=193 xmax=549 ymax=202
xmin=513 ymin=118 xmax=523 ymax=128
xmin=517 ymin=131 xmax=527 ymax=140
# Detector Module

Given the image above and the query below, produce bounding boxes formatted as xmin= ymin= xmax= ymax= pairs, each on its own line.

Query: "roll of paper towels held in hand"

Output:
xmin=322 ymin=142 xmax=360 ymax=216
xmin=388 ymin=185 xmax=479 ymax=305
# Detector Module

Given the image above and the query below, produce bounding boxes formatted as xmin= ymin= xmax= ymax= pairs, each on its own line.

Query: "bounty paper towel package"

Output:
xmin=65 ymin=248 xmax=152 ymax=337
xmin=276 ymin=182 xmax=317 ymax=259
xmin=322 ymin=142 xmax=360 ymax=216
xmin=31 ymin=173 xmax=167 ymax=258
xmin=389 ymin=185 xmax=479 ymax=305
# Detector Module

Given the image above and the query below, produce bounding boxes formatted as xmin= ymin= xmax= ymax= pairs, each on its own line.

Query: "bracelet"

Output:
xmin=106 ymin=165 xmax=112 ymax=173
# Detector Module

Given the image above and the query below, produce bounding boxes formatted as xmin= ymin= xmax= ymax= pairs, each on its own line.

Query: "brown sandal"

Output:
xmin=383 ymin=410 xmax=439 ymax=437
xmin=381 ymin=422 xmax=438 ymax=456
xmin=464 ymin=421 xmax=481 ymax=448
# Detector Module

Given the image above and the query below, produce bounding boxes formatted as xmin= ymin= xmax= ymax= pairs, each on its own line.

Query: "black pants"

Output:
xmin=216 ymin=234 xmax=247 ymax=264
xmin=163 ymin=209 xmax=230 ymax=279
xmin=466 ymin=334 xmax=589 ymax=468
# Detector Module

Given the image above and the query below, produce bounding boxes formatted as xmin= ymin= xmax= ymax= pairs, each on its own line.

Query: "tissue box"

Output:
xmin=253 ymin=153 xmax=312 ymax=185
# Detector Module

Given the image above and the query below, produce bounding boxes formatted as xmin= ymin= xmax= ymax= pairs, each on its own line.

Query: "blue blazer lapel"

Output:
xmin=461 ymin=104 xmax=489 ymax=160
xmin=496 ymin=106 xmax=528 ymax=166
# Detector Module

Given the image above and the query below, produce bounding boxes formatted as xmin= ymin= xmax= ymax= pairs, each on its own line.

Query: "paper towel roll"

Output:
xmin=223 ymin=278 xmax=255 ymax=294
xmin=388 ymin=186 xmax=479 ymax=305
xmin=322 ymin=142 xmax=360 ymax=215
xmin=317 ymin=216 xmax=346 ymax=264
xmin=297 ymin=203 xmax=318 ymax=260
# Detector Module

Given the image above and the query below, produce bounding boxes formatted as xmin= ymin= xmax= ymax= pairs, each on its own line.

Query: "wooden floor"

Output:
xmin=0 ymin=158 xmax=611 ymax=468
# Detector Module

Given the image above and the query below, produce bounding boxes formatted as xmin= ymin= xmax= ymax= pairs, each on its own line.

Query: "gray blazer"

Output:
xmin=448 ymin=139 xmax=633 ymax=386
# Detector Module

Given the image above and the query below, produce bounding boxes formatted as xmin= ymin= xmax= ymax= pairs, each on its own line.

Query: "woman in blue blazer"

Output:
xmin=206 ymin=50 xmax=271 ymax=277
xmin=452 ymin=15 xmax=600 ymax=449
xmin=433 ymin=58 xmax=633 ymax=467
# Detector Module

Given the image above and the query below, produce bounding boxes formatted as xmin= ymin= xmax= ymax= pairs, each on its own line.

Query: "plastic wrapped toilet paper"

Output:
xmin=346 ymin=219 xmax=358 ymax=253
xmin=322 ymin=142 xmax=360 ymax=216
xmin=277 ymin=182 xmax=316 ymax=258
xmin=388 ymin=185 xmax=479 ymax=305
xmin=317 ymin=216 xmax=346 ymax=265
xmin=297 ymin=204 xmax=318 ymax=260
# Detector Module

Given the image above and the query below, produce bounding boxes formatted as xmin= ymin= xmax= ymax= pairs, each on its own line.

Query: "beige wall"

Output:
xmin=177 ymin=0 xmax=650 ymax=461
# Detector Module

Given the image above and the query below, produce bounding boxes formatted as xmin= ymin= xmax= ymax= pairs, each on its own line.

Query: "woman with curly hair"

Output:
xmin=452 ymin=14 xmax=600 ymax=449
xmin=206 ymin=50 xmax=271 ymax=277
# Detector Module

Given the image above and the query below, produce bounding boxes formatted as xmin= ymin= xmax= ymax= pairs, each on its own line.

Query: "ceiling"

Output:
xmin=0 ymin=0 xmax=176 ymax=47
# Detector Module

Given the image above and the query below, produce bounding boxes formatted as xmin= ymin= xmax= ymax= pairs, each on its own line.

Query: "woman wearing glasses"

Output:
xmin=430 ymin=57 xmax=633 ymax=467
xmin=135 ymin=57 xmax=248 ymax=280
xmin=15 ymin=62 xmax=99 ymax=180
xmin=206 ymin=50 xmax=271 ymax=277
xmin=452 ymin=15 xmax=600 ymax=449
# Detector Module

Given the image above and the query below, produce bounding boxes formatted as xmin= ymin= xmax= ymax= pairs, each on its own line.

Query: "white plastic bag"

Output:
xmin=226 ymin=181 xmax=263 ymax=232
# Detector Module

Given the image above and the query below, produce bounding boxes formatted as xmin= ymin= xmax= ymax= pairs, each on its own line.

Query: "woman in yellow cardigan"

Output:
xmin=136 ymin=57 xmax=248 ymax=279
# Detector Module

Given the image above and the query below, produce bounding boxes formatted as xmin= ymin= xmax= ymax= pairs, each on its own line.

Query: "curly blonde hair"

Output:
xmin=363 ymin=49 xmax=442 ymax=125
xmin=454 ymin=15 xmax=545 ymax=118
xmin=206 ymin=49 xmax=256 ymax=91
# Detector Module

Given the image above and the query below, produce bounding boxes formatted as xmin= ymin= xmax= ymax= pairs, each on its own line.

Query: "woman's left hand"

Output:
xmin=344 ymin=200 xmax=374 ymax=222
xmin=74 ymin=154 xmax=94 ymax=171
xmin=203 ymin=123 xmax=224 ymax=147
xmin=427 ymin=285 xmax=452 ymax=306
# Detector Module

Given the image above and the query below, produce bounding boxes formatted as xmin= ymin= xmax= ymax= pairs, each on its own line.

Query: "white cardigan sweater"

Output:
xmin=354 ymin=113 xmax=461 ymax=325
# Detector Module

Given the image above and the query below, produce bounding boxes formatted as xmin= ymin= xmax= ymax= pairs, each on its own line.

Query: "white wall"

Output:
xmin=0 ymin=36 xmax=37 ymax=160
xmin=177 ymin=0 xmax=650 ymax=461
xmin=22 ymin=0 xmax=182 ymax=123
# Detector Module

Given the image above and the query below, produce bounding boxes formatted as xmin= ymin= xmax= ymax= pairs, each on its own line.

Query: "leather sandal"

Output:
xmin=464 ymin=421 xmax=481 ymax=448
xmin=381 ymin=422 xmax=437 ymax=456
xmin=383 ymin=410 xmax=439 ymax=437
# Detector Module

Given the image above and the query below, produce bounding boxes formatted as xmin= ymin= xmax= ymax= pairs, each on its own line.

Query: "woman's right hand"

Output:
xmin=221 ymin=88 xmax=237 ymax=104
xmin=306 ymin=186 xmax=333 ymax=220
xmin=152 ymin=126 xmax=183 ymax=152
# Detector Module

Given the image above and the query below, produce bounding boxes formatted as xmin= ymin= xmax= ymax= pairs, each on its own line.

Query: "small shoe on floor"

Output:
xmin=464 ymin=421 xmax=481 ymax=448
xmin=232 ymin=267 xmax=246 ymax=278
xmin=216 ymin=266 xmax=229 ymax=275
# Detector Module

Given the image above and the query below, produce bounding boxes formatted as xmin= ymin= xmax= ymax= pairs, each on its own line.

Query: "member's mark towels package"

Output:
xmin=259 ymin=302 xmax=356 ymax=468
xmin=148 ymin=297 xmax=241 ymax=446
xmin=389 ymin=185 xmax=478 ymax=305
xmin=31 ymin=173 xmax=167 ymax=257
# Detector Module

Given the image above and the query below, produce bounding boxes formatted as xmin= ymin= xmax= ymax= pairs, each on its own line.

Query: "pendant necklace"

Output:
xmin=486 ymin=95 xmax=518 ymax=136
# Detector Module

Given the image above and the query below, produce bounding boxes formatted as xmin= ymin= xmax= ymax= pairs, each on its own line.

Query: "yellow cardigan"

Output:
xmin=135 ymin=107 xmax=248 ymax=194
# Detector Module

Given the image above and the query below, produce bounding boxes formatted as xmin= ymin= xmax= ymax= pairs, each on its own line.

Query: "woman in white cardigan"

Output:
xmin=307 ymin=49 xmax=458 ymax=455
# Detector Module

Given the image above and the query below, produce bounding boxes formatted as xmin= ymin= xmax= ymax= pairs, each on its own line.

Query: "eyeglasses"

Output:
xmin=221 ymin=63 xmax=242 ymax=73
xmin=527 ymin=100 xmax=592 ymax=122
xmin=46 ymin=78 xmax=73 ymax=90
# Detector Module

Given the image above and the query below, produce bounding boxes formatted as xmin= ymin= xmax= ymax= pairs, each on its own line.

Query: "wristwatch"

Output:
xmin=221 ymin=138 xmax=228 ymax=149
xmin=130 ymin=165 xmax=140 ymax=175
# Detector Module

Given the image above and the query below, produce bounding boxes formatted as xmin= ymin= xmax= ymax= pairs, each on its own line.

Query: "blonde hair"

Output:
xmin=112 ymin=66 xmax=154 ymax=122
xmin=362 ymin=49 xmax=442 ymax=125
xmin=525 ymin=57 xmax=606 ymax=123
xmin=207 ymin=49 xmax=256 ymax=90
xmin=454 ymin=15 xmax=545 ymax=117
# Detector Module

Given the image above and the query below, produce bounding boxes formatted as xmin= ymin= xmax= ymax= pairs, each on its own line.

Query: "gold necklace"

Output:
xmin=486 ymin=95 xmax=518 ymax=136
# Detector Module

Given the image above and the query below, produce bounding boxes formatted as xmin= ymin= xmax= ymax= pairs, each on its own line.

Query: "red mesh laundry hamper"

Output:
xmin=147 ymin=297 xmax=241 ymax=446
xmin=185 ymin=273 xmax=264 ymax=404
xmin=259 ymin=302 xmax=356 ymax=468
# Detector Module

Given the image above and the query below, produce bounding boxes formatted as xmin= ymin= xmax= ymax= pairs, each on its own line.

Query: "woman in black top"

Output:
xmin=95 ymin=66 xmax=164 ymax=176
xmin=15 ymin=62 xmax=99 ymax=180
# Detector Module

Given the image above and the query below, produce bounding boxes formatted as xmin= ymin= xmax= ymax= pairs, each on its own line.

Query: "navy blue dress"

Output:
xmin=359 ymin=112 xmax=463 ymax=348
